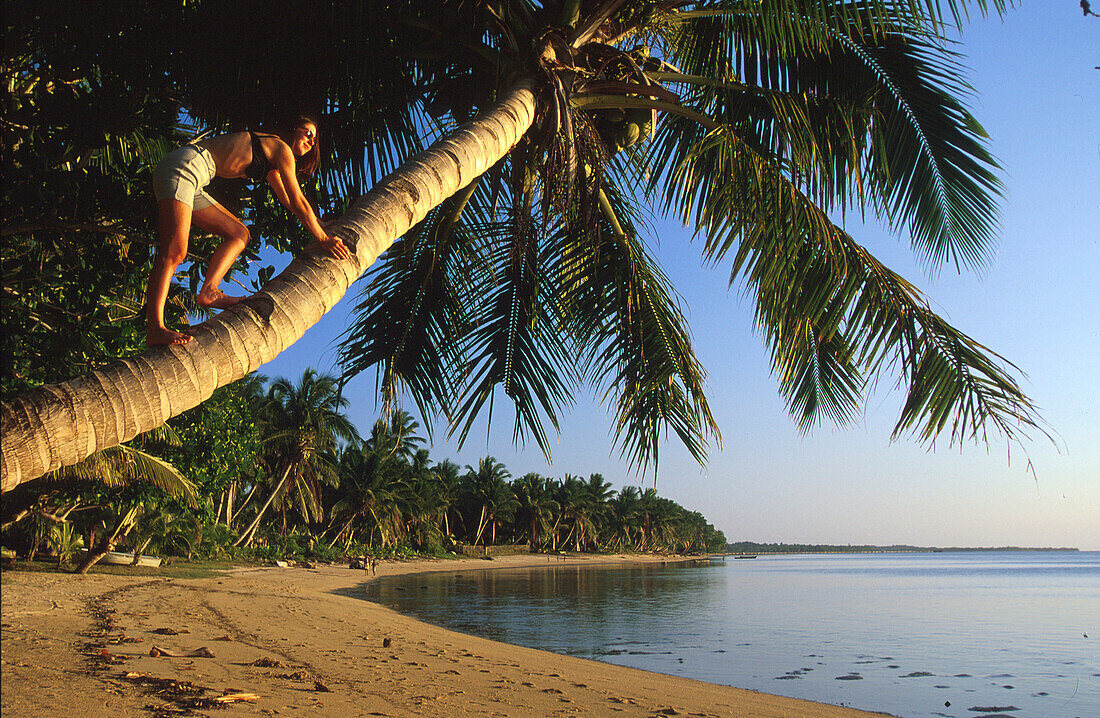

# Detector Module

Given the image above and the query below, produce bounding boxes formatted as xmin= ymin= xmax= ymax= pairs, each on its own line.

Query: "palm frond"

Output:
xmin=44 ymin=444 xmax=197 ymax=505
xmin=656 ymin=116 xmax=1038 ymax=442
xmin=338 ymin=182 xmax=487 ymax=430
xmin=670 ymin=1 xmax=1010 ymax=43
xmin=853 ymin=33 xmax=1001 ymax=269
xmin=663 ymin=2 xmax=1002 ymax=270
xmin=451 ymin=185 xmax=576 ymax=459
xmin=560 ymin=181 xmax=720 ymax=470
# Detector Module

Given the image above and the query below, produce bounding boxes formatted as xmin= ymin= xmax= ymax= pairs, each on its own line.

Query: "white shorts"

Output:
xmin=152 ymin=145 xmax=218 ymax=210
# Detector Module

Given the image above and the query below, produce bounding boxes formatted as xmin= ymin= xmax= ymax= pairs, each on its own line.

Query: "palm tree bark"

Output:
xmin=1 ymin=82 xmax=537 ymax=492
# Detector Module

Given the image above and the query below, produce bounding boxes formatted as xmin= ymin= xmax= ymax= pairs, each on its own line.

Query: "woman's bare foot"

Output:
xmin=196 ymin=286 xmax=245 ymax=310
xmin=147 ymin=326 xmax=193 ymax=346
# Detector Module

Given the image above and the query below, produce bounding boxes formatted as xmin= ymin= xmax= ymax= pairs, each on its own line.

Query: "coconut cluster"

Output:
xmin=595 ymin=106 xmax=654 ymax=153
xmin=590 ymin=46 xmax=658 ymax=154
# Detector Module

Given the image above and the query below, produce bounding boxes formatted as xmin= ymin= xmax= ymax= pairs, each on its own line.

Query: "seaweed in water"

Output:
xmin=967 ymin=707 xmax=1020 ymax=713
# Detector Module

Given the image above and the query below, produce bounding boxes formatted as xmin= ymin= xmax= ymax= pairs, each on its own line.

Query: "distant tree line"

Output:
xmin=1 ymin=371 xmax=726 ymax=572
xmin=725 ymin=542 xmax=1078 ymax=554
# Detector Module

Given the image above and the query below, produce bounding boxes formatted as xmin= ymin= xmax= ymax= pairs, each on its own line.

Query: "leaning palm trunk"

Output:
xmin=233 ymin=461 xmax=295 ymax=548
xmin=230 ymin=480 xmax=261 ymax=526
xmin=473 ymin=505 xmax=488 ymax=547
xmin=1 ymin=82 xmax=537 ymax=492
xmin=75 ymin=506 xmax=140 ymax=575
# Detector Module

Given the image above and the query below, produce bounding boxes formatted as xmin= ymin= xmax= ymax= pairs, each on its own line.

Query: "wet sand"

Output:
xmin=2 ymin=554 xmax=893 ymax=717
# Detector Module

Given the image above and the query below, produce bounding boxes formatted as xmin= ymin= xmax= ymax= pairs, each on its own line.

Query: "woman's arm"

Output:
xmin=266 ymin=144 xmax=351 ymax=260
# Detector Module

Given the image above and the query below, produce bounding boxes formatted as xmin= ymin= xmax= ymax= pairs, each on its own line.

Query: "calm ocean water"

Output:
xmin=362 ymin=551 xmax=1099 ymax=718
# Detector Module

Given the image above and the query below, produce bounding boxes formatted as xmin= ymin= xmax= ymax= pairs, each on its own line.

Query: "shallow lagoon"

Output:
xmin=364 ymin=551 xmax=1100 ymax=717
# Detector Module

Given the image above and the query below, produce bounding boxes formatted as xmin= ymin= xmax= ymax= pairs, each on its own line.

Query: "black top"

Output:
xmin=246 ymin=132 xmax=278 ymax=182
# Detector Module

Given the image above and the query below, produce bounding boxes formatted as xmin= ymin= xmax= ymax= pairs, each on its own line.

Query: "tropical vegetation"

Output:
xmin=1 ymin=371 xmax=726 ymax=568
xmin=2 ymin=0 xmax=1044 ymax=491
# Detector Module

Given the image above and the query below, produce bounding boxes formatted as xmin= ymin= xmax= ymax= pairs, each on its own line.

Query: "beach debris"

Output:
xmin=149 ymin=645 xmax=215 ymax=658
xmin=151 ymin=627 xmax=188 ymax=635
xmin=968 ymin=707 xmax=1020 ymax=714
xmin=382 ymin=637 xmax=392 ymax=648
xmin=95 ymin=649 xmax=132 ymax=665
xmin=214 ymin=634 xmax=234 ymax=641
xmin=122 ymin=672 xmax=203 ymax=692
xmin=250 ymin=657 xmax=285 ymax=668
xmin=313 ymin=680 xmax=331 ymax=692
xmin=123 ymin=671 xmax=262 ymax=709
xmin=215 ymin=691 xmax=261 ymax=704
xmin=349 ymin=557 xmax=378 ymax=572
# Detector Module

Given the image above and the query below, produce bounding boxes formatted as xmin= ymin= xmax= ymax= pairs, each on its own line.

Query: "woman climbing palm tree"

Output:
xmin=147 ymin=117 xmax=351 ymax=345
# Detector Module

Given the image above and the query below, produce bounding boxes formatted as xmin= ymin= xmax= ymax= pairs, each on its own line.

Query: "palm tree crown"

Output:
xmin=326 ymin=0 xmax=1038 ymax=471
xmin=234 ymin=369 xmax=360 ymax=546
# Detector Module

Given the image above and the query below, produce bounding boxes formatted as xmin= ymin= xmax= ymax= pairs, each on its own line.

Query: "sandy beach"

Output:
xmin=2 ymin=554 xmax=892 ymax=717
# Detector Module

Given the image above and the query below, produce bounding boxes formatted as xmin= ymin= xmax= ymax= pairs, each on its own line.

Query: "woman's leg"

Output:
xmin=146 ymin=198 xmax=194 ymax=345
xmin=191 ymin=202 xmax=251 ymax=310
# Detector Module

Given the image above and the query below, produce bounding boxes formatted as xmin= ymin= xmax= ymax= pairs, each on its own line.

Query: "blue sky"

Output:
xmin=253 ymin=4 xmax=1099 ymax=550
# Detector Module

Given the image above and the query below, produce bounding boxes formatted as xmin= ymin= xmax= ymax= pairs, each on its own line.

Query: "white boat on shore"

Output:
xmin=78 ymin=550 xmax=163 ymax=567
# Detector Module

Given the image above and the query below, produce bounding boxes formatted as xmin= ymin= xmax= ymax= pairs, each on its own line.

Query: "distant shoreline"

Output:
xmin=723 ymin=543 xmax=1079 ymax=554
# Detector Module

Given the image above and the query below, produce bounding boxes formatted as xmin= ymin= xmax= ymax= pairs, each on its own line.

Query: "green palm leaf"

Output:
xmin=339 ymin=184 xmax=487 ymax=430
xmin=561 ymin=180 xmax=720 ymax=469
xmin=45 ymin=444 xmax=197 ymax=505
xmin=451 ymin=185 xmax=576 ymax=458
xmin=664 ymin=2 xmax=1003 ymax=268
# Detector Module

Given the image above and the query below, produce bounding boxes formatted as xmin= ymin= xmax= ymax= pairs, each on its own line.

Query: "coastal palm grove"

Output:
xmin=0 ymin=371 xmax=727 ymax=572
xmin=4 ymin=1 xmax=1039 ymax=548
